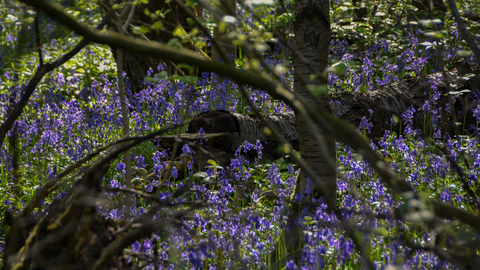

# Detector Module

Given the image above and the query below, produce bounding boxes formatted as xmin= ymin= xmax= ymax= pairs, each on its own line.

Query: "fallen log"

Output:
xmin=188 ymin=62 xmax=480 ymax=140
xmin=151 ymin=63 xmax=480 ymax=178
xmin=332 ymin=62 xmax=480 ymax=138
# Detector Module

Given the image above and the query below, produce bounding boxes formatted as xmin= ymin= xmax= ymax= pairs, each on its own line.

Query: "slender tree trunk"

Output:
xmin=292 ymin=0 xmax=336 ymax=206
xmin=103 ymin=0 xmax=197 ymax=92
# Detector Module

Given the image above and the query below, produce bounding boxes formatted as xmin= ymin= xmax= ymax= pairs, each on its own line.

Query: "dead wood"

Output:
xmin=154 ymin=62 xmax=480 ymax=173
xmin=333 ymin=62 xmax=480 ymax=138
xmin=3 ymin=161 xmax=129 ymax=270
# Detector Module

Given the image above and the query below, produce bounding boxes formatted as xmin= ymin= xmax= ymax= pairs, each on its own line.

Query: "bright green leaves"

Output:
xmin=167 ymin=38 xmax=183 ymax=48
xmin=173 ymin=26 xmax=187 ymax=37
xmin=150 ymin=21 xmax=164 ymax=30
xmin=414 ymin=19 xmax=447 ymax=38
xmin=144 ymin=71 xmax=197 ymax=85
xmin=331 ymin=62 xmax=348 ymax=77
xmin=133 ymin=25 xmax=151 ymax=35
xmin=144 ymin=71 xmax=168 ymax=83
xmin=179 ymin=76 xmax=198 ymax=84
xmin=168 ymin=26 xmax=204 ymax=50
xmin=423 ymin=31 xmax=446 ymax=38
xmin=418 ymin=19 xmax=443 ymax=28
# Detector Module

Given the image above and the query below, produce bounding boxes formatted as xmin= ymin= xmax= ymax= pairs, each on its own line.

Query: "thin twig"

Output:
xmin=114 ymin=2 xmax=137 ymax=220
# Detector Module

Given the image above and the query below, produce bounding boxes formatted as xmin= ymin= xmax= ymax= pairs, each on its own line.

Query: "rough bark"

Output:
xmin=187 ymin=110 xmax=298 ymax=153
xmin=293 ymin=0 xmax=336 ymax=206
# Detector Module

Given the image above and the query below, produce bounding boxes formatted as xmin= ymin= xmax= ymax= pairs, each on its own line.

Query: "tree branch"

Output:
xmin=447 ymin=0 xmax=480 ymax=67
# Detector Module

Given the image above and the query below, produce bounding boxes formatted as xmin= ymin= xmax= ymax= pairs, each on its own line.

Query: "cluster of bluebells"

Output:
xmin=2 ymin=2 xmax=480 ymax=269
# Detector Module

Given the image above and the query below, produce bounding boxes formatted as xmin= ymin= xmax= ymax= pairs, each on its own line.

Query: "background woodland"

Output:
xmin=1 ymin=0 xmax=480 ymax=269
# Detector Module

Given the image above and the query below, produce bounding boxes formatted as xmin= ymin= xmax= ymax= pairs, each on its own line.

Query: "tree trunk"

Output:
xmin=292 ymin=0 xmax=336 ymax=207
xmin=103 ymin=0 xmax=198 ymax=92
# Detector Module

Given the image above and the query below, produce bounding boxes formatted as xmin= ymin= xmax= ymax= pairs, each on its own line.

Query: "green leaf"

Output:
xmin=186 ymin=18 xmax=196 ymax=26
xmin=177 ymin=63 xmax=191 ymax=69
xmin=219 ymin=20 xmax=227 ymax=33
xmin=167 ymin=38 xmax=183 ymax=48
xmin=173 ymin=26 xmax=186 ymax=37
xmin=185 ymin=0 xmax=196 ymax=6
xmin=169 ymin=74 xmax=181 ymax=80
xmin=180 ymin=76 xmax=197 ymax=84
xmin=302 ymin=221 xmax=318 ymax=225
xmin=144 ymin=76 xmax=159 ymax=83
xmin=374 ymin=227 xmax=388 ymax=236
xmin=457 ymin=50 xmax=472 ymax=56
xmin=332 ymin=61 xmax=348 ymax=76
xmin=155 ymin=71 xmax=168 ymax=79
xmin=208 ymin=160 xmax=218 ymax=167
xmin=151 ymin=21 xmax=163 ymax=30
xmin=139 ymin=25 xmax=150 ymax=34
xmin=419 ymin=41 xmax=432 ymax=46
xmin=423 ymin=31 xmax=444 ymax=38
xmin=306 ymin=84 xmax=328 ymax=96
xmin=245 ymin=0 xmax=275 ymax=6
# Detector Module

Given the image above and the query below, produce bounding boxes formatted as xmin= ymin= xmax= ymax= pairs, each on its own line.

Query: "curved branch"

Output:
xmin=448 ymin=0 xmax=480 ymax=67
